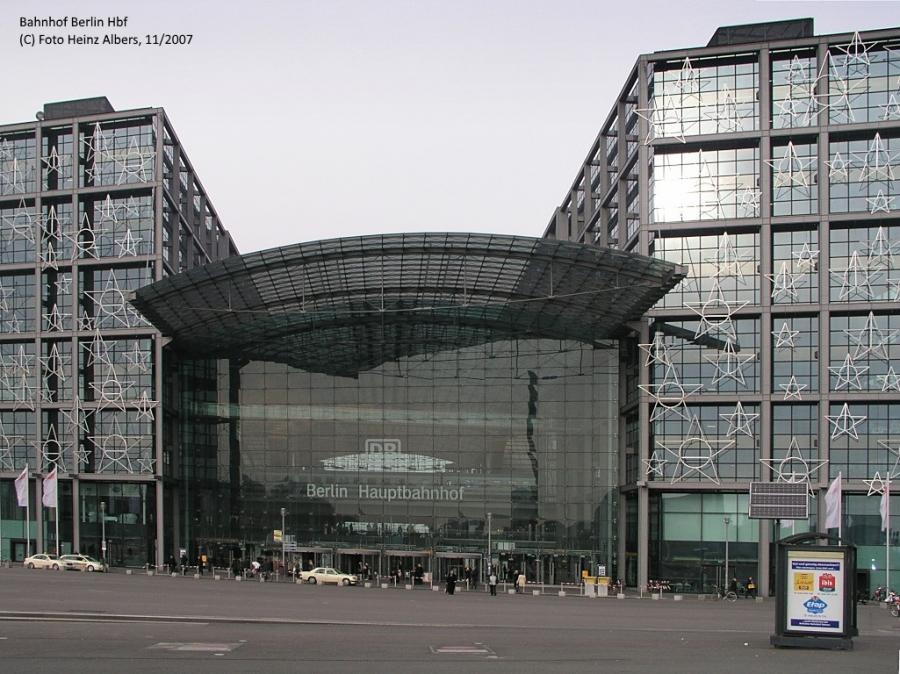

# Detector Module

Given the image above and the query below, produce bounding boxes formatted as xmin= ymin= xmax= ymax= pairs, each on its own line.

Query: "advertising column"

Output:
xmin=785 ymin=549 xmax=844 ymax=635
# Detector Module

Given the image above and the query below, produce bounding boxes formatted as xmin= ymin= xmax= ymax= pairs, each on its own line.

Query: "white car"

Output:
xmin=300 ymin=567 xmax=358 ymax=585
xmin=23 ymin=553 xmax=60 ymax=570
xmin=59 ymin=554 xmax=107 ymax=572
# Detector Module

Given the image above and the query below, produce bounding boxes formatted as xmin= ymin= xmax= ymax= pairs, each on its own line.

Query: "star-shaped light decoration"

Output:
xmin=643 ymin=449 xmax=668 ymax=479
xmin=80 ymin=329 xmax=113 ymax=368
xmin=60 ymin=396 xmax=92 ymax=436
xmin=719 ymin=401 xmax=758 ymax=438
xmin=767 ymin=141 xmax=815 ymax=199
xmin=41 ymin=146 xmax=71 ymax=181
xmin=683 ymin=280 xmax=748 ymax=341
xmin=760 ymin=437 xmax=828 ymax=494
xmin=72 ymin=442 xmax=92 ymax=469
xmin=136 ymin=456 xmax=156 ymax=474
xmin=38 ymin=342 xmax=70 ymax=391
xmin=0 ymin=199 xmax=37 ymax=243
xmin=773 ymin=322 xmax=800 ymax=350
xmin=36 ymin=425 xmax=67 ymax=472
xmin=0 ymin=282 xmax=12 ymax=314
xmin=85 ymin=274 xmax=134 ymax=328
xmin=705 ymin=232 xmax=751 ymax=283
xmin=43 ymin=304 xmax=70 ymax=332
xmin=828 ymin=354 xmax=869 ymax=391
xmin=636 ymin=90 xmax=691 ymax=144
xmin=736 ymin=187 xmax=761 ymax=217
xmin=115 ymin=137 xmax=155 ymax=185
xmin=792 ymin=241 xmax=820 ymax=271
xmin=63 ymin=212 xmax=103 ymax=261
xmin=89 ymin=368 xmax=135 ymax=413
xmin=880 ymin=93 xmax=900 ymax=121
xmin=831 ymin=251 xmax=873 ymax=301
xmin=122 ymin=342 xmax=151 ymax=373
xmin=825 ymin=151 xmax=850 ymax=182
xmin=639 ymin=371 xmax=704 ymax=423
xmin=826 ymin=403 xmax=866 ymax=440
xmin=863 ymin=471 xmax=889 ymax=497
xmin=833 ymin=31 xmax=875 ymax=71
xmin=115 ymin=228 xmax=142 ymax=257
xmin=701 ymin=84 xmax=750 ymax=133
xmin=779 ymin=375 xmax=808 ymax=401
xmin=864 ymin=226 xmax=898 ymax=269
xmin=54 ymin=273 xmax=72 ymax=295
xmin=867 ymin=190 xmax=895 ymax=215
xmin=854 ymin=133 xmax=896 ymax=183
xmin=704 ymin=339 xmax=756 ymax=386
xmin=845 ymin=312 xmax=896 ymax=362
xmin=877 ymin=367 xmax=900 ymax=392
xmin=766 ymin=261 xmax=802 ymax=301
xmin=134 ymin=390 xmax=158 ymax=421
xmin=0 ymin=419 xmax=26 ymax=471
xmin=658 ymin=416 xmax=735 ymax=485
xmin=92 ymin=416 xmax=138 ymax=473
xmin=876 ymin=439 xmax=900 ymax=480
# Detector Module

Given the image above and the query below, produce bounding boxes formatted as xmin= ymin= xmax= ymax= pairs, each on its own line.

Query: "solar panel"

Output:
xmin=748 ymin=482 xmax=808 ymax=520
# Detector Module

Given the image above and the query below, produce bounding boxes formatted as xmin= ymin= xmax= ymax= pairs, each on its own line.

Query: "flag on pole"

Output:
xmin=14 ymin=466 xmax=29 ymax=507
xmin=825 ymin=472 xmax=842 ymax=530
xmin=42 ymin=467 xmax=58 ymax=508
xmin=881 ymin=485 xmax=890 ymax=532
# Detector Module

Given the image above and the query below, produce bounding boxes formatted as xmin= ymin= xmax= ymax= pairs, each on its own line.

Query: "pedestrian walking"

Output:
xmin=446 ymin=569 xmax=457 ymax=595
xmin=745 ymin=577 xmax=756 ymax=598
xmin=516 ymin=571 xmax=526 ymax=593
xmin=489 ymin=570 xmax=498 ymax=596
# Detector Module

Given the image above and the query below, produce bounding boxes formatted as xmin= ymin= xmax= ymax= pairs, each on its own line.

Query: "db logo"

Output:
xmin=819 ymin=573 xmax=836 ymax=592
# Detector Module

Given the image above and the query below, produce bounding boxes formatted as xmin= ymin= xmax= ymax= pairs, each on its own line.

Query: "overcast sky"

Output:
xmin=2 ymin=1 xmax=899 ymax=253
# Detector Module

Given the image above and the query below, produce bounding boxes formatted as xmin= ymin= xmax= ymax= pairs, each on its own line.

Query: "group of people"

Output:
xmin=728 ymin=576 xmax=757 ymax=598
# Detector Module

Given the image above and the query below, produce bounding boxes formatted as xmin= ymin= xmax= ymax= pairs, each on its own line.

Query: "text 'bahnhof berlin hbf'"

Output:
xmin=1 ymin=19 xmax=899 ymax=595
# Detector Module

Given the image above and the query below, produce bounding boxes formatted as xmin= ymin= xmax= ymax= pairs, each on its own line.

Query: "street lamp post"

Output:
xmin=281 ymin=507 xmax=287 ymax=579
xmin=100 ymin=501 xmax=107 ymax=567
xmin=487 ymin=512 xmax=492 ymax=577
xmin=723 ymin=516 xmax=731 ymax=589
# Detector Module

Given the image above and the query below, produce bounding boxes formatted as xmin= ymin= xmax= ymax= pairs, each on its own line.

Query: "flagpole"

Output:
xmin=25 ymin=464 xmax=30 ymax=558
xmin=54 ymin=476 xmax=60 ymax=558
xmin=887 ymin=477 xmax=891 ymax=593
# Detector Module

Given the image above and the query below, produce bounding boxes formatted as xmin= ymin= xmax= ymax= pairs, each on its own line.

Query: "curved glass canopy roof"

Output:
xmin=132 ymin=233 xmax=686 ymax=377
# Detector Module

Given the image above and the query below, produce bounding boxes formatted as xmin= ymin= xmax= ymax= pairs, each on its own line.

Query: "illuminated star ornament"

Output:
xmin=760 ymin=437 xmax=828 ymax=494
xmin=642 ymin=449 xmax=668 ymax=479
xmin=772 ymin=322 xmax=800 ymax=350
xmin=877 ymin=367 xmax=900 ymax=392
xmin=863 ymin=471 xmax=889 ymax=497
xmin=831 ymin=251 xmax=873 ymax=301
xmin=845 ymin=312 xmax=896 ymax=362
xmin=828 ymin=354 xmax=869 ymax=392
xmin=719 ymin=401 xmax=758 ymax=438
xmin=705 ymin=232 xmax=751 ymax=283
xmin=683 ymin=280 xmax=748 ymax=341
xmin=704 ymin=340 xmax=756 ymax=387
xmin=779 ymin=375 xmax=808 ymax=401
xmin=825 ymin=403 xmax=866 ymax=440
xmin=658 ymin=416 xmax=735 ymax=485
xmin=767 ymin=141 xmax=814 ymax=199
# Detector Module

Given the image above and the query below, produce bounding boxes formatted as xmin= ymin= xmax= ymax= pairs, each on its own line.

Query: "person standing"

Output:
xmin=489 ymin=570 xmax=498 ymax=596
xmin=745 ymin=577 xmax=756 ymax=598
xmin=516 ymin=571 xmax=526 ymax=594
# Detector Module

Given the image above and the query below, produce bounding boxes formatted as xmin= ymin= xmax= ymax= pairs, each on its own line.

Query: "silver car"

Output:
xmin=59 ymin=554 xmax=107 ymax=572
xmin=23 ymin=553 xmax=61 ymax=570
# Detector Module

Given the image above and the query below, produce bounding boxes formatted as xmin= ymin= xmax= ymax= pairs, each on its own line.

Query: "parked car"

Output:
xmin=59 ymin=554 xmax=107 ymax=573
xmin=23 ymin=553 xmax=60 ymax=570
xmin=299 ymin=567 xmax=358 ymax=585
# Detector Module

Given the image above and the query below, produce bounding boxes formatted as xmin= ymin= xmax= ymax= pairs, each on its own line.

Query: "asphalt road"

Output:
xmin=0 ymin=567 xmax=897 ymax=673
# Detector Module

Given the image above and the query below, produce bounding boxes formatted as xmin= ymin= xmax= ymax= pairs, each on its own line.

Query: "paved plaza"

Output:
xmin=0 ymin=567 xmax=897 ymax=673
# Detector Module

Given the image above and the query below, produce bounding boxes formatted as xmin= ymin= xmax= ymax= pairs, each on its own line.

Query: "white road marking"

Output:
xmin=149 ymin=642 xmax=244 ymax=652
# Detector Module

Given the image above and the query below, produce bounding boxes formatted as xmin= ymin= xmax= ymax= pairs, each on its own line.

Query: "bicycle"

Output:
xmin=714 ymin=585 xmax=738 ymax=602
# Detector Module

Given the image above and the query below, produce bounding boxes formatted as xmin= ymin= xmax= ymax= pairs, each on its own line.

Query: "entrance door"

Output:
xmin=435 ymin=556 xmax=479 ymax=589
xmin=337 ymin=552 xmax=379 ymax=581
xmin=383 ymin=553 xmax=430 ymax=585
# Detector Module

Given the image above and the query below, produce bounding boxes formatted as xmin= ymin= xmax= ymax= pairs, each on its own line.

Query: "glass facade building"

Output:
xmin=0 ymin=97 xmax=237 ymax=566
xmin=546 ymin=19 xmax=900 ymax=595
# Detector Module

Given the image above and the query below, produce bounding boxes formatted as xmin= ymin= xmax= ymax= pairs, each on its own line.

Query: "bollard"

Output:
xmin=126 ymin=569 xmax=133 ymax=575
xmin=617 ymin=593 xmax=625 ymax=599
xmin=558 ymin=590 xmax=566 ymax=597
xmin=673 ymin=595 xmax=683 ymax=601
xmin=652 ymin=593 xmax=660 ymax=600
xmin=381 ymin=583 xmax=388 ymax=589
xmin=508 ymin=589 xmax=516 ymax=595
xmin=235 ymin=575 xmax=242 ymax=582
xmin=405 ymin=584 xmax=413 ymax=590
xmin=755 ymin=596 xmax=764 ymax=603
xmin=147 ymin=570 xmax=154 ymax=576
xmin=432 ymin=586 xmax=440 ymax=592
xmin=194 ymin=573 xmax=201 ymax=580
xmin=214 ymin=575 xmax=221 ymax=581
xmin=171 ymin=572 xmax=177 ymax=577
xmin=532 ymin=589 xmax=540 ymax=596
xmin=364 ymin=582 xmax=372 ymax=589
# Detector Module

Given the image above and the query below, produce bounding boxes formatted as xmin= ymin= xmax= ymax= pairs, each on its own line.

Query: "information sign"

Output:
xmin=785 ymin=550 xmax=844 ymax=635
